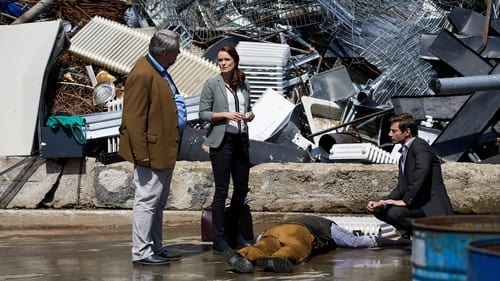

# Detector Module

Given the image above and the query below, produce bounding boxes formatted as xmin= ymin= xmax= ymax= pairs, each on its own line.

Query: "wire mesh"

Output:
xmin=213 ymin=0 xmax=323 ymax=35
xmin=318 ymin=0 xmax=450 ymax=105
xmin=137 ymin=0 xmax=324 ymax=43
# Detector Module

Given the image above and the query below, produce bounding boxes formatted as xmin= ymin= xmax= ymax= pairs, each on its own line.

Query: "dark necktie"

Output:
xmin=399 ymin=144 xmax=408 ymax=173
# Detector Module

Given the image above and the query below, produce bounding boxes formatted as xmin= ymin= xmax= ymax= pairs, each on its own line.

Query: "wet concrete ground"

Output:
xmin=0 ymin=224 xmax=412 ymax=281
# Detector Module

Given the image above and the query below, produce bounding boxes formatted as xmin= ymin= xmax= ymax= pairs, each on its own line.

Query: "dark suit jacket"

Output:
xmin=385 ymin=137 xmax=454 ymax=216
xmin=118 ymin=56 xmax=180 ymax=169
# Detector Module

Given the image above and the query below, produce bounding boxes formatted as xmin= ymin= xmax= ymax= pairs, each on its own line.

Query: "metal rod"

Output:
xmin=479 ymin=0 xmax=493 ymax=53
xmin=307 ymin=108 xmax=393 ymax=138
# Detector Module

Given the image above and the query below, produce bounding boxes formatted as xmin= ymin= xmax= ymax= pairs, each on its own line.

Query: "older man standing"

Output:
xmin=119 ymin=29 xmax=186 ymax=265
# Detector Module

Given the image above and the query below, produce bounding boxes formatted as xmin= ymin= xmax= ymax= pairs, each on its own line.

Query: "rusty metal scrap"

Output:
xmin=19 ymin=0 xmax=129 ymax=30
xmin=49 ymin=84 xmax=100 ymax=116
xmin=47 ymin=52 xmax=123 ymax=116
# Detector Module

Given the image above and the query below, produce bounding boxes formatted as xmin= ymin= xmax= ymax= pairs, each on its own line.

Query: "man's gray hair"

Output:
xmin=149 ymin=29 xmax=180 ymax=56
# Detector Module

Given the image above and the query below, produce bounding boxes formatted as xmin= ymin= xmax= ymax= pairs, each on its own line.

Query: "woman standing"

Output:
xmin=199 ymin=46 xmax=255 ymax=254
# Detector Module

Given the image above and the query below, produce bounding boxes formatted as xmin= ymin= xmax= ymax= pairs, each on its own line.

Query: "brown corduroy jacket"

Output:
xmin=118 ymin=56 xmax=179 ymax=169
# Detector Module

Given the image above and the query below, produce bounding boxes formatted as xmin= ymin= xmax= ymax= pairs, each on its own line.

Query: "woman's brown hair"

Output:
xmin=218 ymin=46 xmax=246 ymax=90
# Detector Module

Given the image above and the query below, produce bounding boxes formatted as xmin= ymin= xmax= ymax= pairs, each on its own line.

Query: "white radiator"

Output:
xmin=69 ymin=16 xmax=219 ymax=97
xmin=329 ymin=143 xmax=400 ymax=164
xmin=167 ymin=50 xmax=220 ymax=98
xmin=104 ymin=95 xmax=201 ymax=153
xmin=236 ymin=41 xmax=291 ymax=103
xmin=324 ymin=216 xmax=398 ymax=238
xmin=106 ymin=98 xmax=123 ymax=153
xmin=69 ymin=16 xmax=152 ymax=74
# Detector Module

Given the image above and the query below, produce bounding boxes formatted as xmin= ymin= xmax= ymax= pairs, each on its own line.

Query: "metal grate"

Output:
xmin=212 ymin=0 xmax=324 ymax=37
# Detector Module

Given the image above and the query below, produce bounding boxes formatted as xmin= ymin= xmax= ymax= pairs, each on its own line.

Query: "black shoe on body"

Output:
xmin=255 ymin=257 xmax=293 ymax=273
xmin=133 ymin=254 xmax=170 ymax=266
xmin=223 ymin=249 xmax=253 ymax=273
xmin=158 ymin=249 xmax=182 ymax=261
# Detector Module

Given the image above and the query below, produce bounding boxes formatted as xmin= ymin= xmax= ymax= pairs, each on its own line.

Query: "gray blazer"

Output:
xmin=198 ymin=75 xmax=252 ymax=148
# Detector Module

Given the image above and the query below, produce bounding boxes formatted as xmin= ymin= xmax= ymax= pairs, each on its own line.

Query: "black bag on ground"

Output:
xmin=201 ymin=204 xmax=254 ymax=245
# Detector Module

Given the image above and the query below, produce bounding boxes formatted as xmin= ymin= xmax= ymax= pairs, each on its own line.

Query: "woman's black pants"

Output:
xmin=209 ymin=133 xmax=250 ymax=250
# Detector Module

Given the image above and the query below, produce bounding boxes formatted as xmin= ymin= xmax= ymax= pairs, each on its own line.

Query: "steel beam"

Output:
xmin=432 ymin=91 xmax=500 ymax=162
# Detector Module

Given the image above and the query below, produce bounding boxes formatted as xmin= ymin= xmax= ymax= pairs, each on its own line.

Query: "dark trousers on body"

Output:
xmin=210 ymin=133 xmax=250 ymax=250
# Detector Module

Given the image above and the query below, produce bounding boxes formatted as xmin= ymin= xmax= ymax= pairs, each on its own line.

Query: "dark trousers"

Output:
xmin=209 ymin=133 xmax=250 ymax=249
xmin=374 ymin=206 xmax=425 ymax=236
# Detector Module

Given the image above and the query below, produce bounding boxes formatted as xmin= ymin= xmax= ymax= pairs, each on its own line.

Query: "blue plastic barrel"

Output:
xmin=467 ymin=238 xmax=500 ymax=281
xmin=412 ymin=215 xmax=500 ymax=281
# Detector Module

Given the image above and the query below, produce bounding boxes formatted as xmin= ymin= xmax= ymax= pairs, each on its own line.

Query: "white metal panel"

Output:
xmin=247 ymin=88 xmax=295 ymax=141
xmin=0 ymin=20 xmax=62 ymax=156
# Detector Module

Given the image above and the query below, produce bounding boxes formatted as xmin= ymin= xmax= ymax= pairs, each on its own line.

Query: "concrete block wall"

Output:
xmin=0 ymin=157 xmax=498 ymax=214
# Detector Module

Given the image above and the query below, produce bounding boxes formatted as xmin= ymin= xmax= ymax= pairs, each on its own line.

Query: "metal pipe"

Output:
xmin=357 ymin=74 xmax=386 ymax=104
xmin=11 ymin=0 xmax=55 ymax=25
xmin=429 ymin=74 xmax=500 ymax=94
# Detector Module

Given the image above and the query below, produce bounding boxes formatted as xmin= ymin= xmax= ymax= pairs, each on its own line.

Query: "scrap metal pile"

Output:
xmin=1 ymin=0 xmax=498 ymax=164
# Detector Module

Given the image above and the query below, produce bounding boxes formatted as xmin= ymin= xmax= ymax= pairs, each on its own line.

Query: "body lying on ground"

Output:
xmin=224 ymin=215 xmax=411 ymax=273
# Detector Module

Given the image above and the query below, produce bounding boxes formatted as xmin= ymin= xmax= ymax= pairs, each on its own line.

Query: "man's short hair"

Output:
xmin=389 ymin=113 xmax=418 ymax=136
xmin=149 ymin=29 xmax=180 ymax=56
